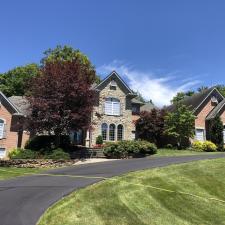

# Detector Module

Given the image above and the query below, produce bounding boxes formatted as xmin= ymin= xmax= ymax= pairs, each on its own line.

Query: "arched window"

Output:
xmin=105 ymin=97 xmax=120 ymax=116
xmin=109 ymin=124 xmax=115 ymax=141
xmin=117 ymin=124 xmax=123 ymax=141
xmin=101 ymin=123 xmax=108 ymax=141
xmin=0 ymin=119 xmax=5 ymax=139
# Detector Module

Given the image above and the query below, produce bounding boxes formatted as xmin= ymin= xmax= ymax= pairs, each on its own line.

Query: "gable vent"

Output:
xmin=211 ymin=96 xmax=218 ymax=104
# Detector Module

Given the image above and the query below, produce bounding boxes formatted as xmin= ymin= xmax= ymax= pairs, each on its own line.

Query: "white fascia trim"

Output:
xmin=194 ymin=88 xmax=225 ymax=113
xmin=0 ymin=92 xmax=20 ymax=114
xmin=95 ymin=71 xmax=133 ymax=93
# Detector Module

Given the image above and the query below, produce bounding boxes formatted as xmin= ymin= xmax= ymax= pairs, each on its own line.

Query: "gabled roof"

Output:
xmin=8 ymin=96 xmax=29 ymax=116
xmin=0 ymin=92 xmax=22 ymax=115
xmin=95 ymin=71 xmax=135 ymax=96
xmin=140 ymin=102 xmax=155 ymax=112
xmin=131 ymin=98 xmax=145 ymax=105
xmin=206 ymin=99 xmax=225 ymax=120
xmin=165 ymin=87 xmax=224 ymax=114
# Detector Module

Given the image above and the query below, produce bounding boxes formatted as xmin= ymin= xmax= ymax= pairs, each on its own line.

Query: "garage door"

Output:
xmin=195 ymin=129 xmax=205 ymax=141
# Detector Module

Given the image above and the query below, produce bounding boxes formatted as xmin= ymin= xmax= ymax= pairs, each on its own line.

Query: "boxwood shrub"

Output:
xmin=44 ymin=148 xmax=70 ymax=160
xmin=8 ymin=148 xmax=39 ymax=159
xmin=103 ymin=140 xmax=157 ymax=158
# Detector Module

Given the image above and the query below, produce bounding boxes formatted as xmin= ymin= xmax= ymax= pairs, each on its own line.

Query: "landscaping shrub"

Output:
xmin=44 ymin=148 xmax=70 ymax=160
xmin=8 ymin=148 xmax=39 ymax=159
xmin=192 ymin=141 xmax=204 ymax=152
xmin=103 ymin=140 xmax=157 ymax=158
xmin=192 ymin=140 xmax=217 ymax=152
xmin=25 ymin=135 xmax=71 ymax=152
xmin=96 ymin=135 xmax=103 ymax=145
xmin=202 ymin=141 xmax=217 ymax=152
xmin=165 ymin=144 xmax=173 ymax=149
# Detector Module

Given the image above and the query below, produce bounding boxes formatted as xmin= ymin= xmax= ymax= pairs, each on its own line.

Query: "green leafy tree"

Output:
xmin=164 ymin=103 xmax=195 ymax=149
xmin=0 ymin=64 xmax=39 ymax=96
xmin=198 ymin=86 xmax=208 ymax=93
xmin=216 ymin=85 xmax=225 ymax=97
xmin=171 ymin=91 xmax=194 ymax=104
xmin=208 ymin=115 xmax=224 ymax=151
xmin=41 ymin=45 xmax=101 ymax=83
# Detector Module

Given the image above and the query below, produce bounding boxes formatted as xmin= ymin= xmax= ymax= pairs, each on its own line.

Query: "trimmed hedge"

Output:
xmin=103 ymin=140 xmax=157 ymax=158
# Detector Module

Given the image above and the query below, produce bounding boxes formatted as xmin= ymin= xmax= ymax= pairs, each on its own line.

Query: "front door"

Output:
xmin=70 ymin=130 xmax=83 ymax=145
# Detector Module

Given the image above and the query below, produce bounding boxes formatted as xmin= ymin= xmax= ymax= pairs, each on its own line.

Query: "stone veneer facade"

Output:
xmin=87 ymin=78 xmax=136 ymax=147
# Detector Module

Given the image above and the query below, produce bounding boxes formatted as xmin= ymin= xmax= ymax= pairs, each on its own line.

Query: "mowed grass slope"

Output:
xmin=0 ymin=167 xmax=44 ymax=180
xmin=38 ymin=158 xmax=225 ymax=225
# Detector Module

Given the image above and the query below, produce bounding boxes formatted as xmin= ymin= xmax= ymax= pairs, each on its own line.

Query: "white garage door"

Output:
xmin=195 ymin=129 xmax=205 ymax=141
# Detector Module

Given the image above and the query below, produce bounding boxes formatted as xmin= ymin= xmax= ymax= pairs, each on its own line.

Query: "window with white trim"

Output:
xmin=101 ymin=123 xmax=108 ymax=141
xmin=195 ymin=129 xmax=205 ymax=141
xmin=109 ymin=124 xmax=115 ymax=141
xmin=105 ymin=98 xmax=120 ymax=116
xmin=0 ymin=148 xmax=6 ymax=158
xmin=117 ymin=124 xmax=123 ymax=141
xmin=0 ymin=119 xmax=5 ymax=139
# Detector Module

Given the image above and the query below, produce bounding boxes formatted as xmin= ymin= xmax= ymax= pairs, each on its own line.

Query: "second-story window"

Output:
xmin=105 ymin=97 xmax=120 ymax=115
xmin=132 ymin=105 xmax=140 ymax=115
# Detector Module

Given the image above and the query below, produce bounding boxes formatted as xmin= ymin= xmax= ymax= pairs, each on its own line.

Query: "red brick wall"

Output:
xmin=195 ymin=100 xmax=215 ymax=128
xmin=0 ymin=104 xmax=29 ymax=158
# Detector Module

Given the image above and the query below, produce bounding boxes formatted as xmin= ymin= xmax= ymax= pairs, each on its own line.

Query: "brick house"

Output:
xmin=0 ymin=92 xmax=29 ymax=158
xmin=70 ymin=71 xmax=154 ymax=147
xmin=166 ymin=87 xmax=225 ymax=143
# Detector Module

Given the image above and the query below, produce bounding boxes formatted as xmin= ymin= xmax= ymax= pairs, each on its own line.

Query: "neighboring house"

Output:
xmin=166 ymin=87 xmax=225 ymax=143
xmin=0 ymin=93 xmax=29 ymax=158
xmin=72 ymin=71 xmax=154 ymax=147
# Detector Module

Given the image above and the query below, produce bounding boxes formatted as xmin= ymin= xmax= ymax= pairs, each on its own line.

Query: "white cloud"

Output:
xmin=97 ymin=60 xmax=201 ymax=107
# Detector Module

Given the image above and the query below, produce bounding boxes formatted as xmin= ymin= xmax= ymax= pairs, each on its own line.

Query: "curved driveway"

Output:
xmin=0 ymin=154 xmax=225 ymax=225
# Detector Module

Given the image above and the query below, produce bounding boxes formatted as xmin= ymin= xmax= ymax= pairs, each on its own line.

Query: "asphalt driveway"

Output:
xmin=0 ymin=153 xmax=225 ymax=225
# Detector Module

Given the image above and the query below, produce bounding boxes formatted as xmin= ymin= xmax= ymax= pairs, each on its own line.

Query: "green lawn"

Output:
xmin=38 ymin=158 xmax=225 ymax=225
xmin=155 ymin=148 xmax=224 ymax=157
xmin=0 ymin=167 xmax=45 ymax=180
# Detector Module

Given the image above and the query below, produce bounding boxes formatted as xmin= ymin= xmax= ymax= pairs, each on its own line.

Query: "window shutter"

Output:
xmin=105 ymin=102 xmax=112 ymax=115
xmin=3 ymin=123 xmax=7 ymax=139
xmin=113 ymin=102 xmax=120 ymax=115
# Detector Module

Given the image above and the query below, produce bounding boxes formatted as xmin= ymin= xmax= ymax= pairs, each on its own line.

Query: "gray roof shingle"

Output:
xmin=8 ymin=96 xmax=30 ymax=115
xmin=206 ymin=99 xmax=225 ymax=120
xmin=165 ymin=87 xmax=224 ymax=113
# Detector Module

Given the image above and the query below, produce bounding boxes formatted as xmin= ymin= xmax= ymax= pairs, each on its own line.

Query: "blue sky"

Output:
xmin=1 ymin=0 xmax=225 ymax=106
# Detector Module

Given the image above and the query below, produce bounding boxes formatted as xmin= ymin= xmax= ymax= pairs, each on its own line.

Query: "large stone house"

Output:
xmin=0 ymin=92 xmax=29 ymax=158
xmin=70 ymin=71 xmax=154 ymax=147
xmin=3 ymin=70 xmax=224 ymax=157
xmin=166 ymin=87 xmax=225 ymax=143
